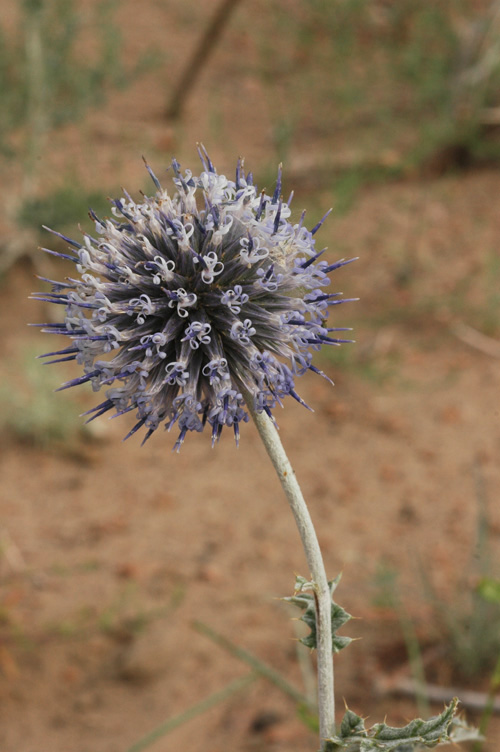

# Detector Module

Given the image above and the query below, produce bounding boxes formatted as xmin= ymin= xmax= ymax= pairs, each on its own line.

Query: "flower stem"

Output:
xmin=244 ymin=394 xmax=335 ymax=747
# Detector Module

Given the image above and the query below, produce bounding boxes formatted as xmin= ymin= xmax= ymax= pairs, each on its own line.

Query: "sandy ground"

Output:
xmin=1 ymin=2 xmax=500 ymax=750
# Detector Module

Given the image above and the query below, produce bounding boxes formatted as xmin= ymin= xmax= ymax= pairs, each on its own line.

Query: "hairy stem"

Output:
xmin=244 ymin=393 xmax=335 ymax=747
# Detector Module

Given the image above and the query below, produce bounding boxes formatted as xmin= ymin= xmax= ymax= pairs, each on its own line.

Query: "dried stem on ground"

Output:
xmin=377 ymin=675 xmax=500 ymax=714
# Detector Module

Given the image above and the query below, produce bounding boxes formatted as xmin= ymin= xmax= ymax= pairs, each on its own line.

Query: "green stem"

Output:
xmin=126 ymin=673 xmax=256 ymax=752
xmin=194 ymin=619 xmax=314 ymax=709
xmin=243 ymin=392 xmax=335 ymax=748
xmin=23 ymin=0 xmax=48 ymax=199
xmin=473 ymin=652 xmax=500 ymax=752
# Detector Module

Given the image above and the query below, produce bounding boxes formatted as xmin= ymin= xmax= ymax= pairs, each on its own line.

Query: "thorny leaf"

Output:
xmin=339 ymin=708 xmax=367 ymax=738
xmin=447 ymin=716 xmax=483 ymax=744
xmin=326 ymin=699 xmax=460 ymax=750
xmin=284 ymin=575 xmax=352 ymax=653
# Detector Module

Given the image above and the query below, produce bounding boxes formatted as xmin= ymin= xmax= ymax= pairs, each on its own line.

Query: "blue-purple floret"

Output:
xmin=32 ymin=148 xmax=355 ymax=449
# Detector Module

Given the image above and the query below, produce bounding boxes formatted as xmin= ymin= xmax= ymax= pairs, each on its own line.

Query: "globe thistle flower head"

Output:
xmin=32 ymin=147 xmax=356 ymax=450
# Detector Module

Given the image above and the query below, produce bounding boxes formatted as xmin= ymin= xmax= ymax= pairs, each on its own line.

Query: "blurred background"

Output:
xmin=1 ymin=1 xmax=500 ymax=750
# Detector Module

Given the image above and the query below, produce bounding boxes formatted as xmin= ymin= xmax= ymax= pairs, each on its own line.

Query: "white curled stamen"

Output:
xmin=152 ymin=256 xmax=175 ymax=284
xmin=240 ymin=237 xmax=269 ymax=265
xmin=164 ymin=361 xmax=189 ymax=386
xmin=197 ymin=252 xmax=224 ymax=284
xmin=128 ymin=294 xmax=155 ymax=324
xmin=168 ymin=288 xmax=197 ymax=318
xmin=230 ymin=318 xmax=256 ymax=345
xmin=220 ymin=285 xmax=249 ymax=314
xmin=181 ymin=322 xmax=212 ymax=349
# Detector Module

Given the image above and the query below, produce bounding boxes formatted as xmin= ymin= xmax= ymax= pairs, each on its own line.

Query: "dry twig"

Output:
xmin=166 ymin=0 xmax=244 ymax=120
xmin=377 ymin=675 xmax=500 ymax=714
xmin=452 ymin=322 xmax=500 ymax=359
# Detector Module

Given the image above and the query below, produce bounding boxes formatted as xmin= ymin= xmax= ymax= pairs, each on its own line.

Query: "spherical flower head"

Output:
xmin=33 ymin=147 xmax=355 ymax=450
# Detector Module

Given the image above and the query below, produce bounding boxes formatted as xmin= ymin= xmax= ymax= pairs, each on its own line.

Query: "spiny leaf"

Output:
xmin=340 ymin=708 xmax=366 ymax=738
xmin=327 ymin=699 xmax=459 ymax=751
xmin=283 ymin=575 xmax=352 ymax=653
xmin=448 ymin=716 xmax=484 ymax=744
xmin=367 ymin=702 xmax=456 ymax=749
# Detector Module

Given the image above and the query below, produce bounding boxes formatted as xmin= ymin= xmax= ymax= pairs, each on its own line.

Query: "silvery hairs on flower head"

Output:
xmin=32 ymin=146 xmax=356 ymax=450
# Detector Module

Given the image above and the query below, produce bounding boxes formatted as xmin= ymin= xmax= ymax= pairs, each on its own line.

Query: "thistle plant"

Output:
xmin=32 ymin=148 xmax=476 ymax=751
xmin=32 ymin=146 xmax=355 ymax=449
